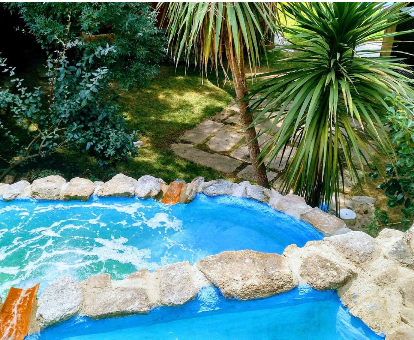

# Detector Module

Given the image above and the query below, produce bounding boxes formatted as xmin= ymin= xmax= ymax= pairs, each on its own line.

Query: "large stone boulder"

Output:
xmin=31 ymin=175 xmax=66 ymax=200
xmin=36 ymin=276 xmax=83 ymax=328
xmin=300 ymin=208 xmax=347 ymax=236
xmin=272 ymin=194 xmax=312 ymax=219
xmin=2 ymin=180 xmax=31 ymax=201
xmin=61 ymin=177 xmax=95 ymax=201
xmin=325 ymin=231 xmax=377 ymax=264
xmin=245 ymin=183 xmax=269 ymax=203
xmin=196 ymin=250 xmax=296 ymax=300
xmin=80 ymin=274 xmax=152 ymax=318
xmin=135 ymin=175 xmax=164 ymax=198
xmin=96 ymin=174 xmax=137 ymax=197
xmin=155 ymin=261 xmax=199 ymax=306
xmin=203 ymin=179 xmax=236 ymax=196
xmin=300 ymin=253 xmax=355 ymax=290
xmin=184 ymin=176 xmax=204 ymax=202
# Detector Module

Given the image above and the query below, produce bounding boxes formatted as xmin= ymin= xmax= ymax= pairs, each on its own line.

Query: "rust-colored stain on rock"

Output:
xmin=161 ymin=182 xmax=184 ymax=205
xmin=0 ymin=283 xmax=39 ymax=340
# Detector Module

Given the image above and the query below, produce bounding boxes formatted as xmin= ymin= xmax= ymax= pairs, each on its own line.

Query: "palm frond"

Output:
xmin=249 ymin=2 xmax=414 ymax=210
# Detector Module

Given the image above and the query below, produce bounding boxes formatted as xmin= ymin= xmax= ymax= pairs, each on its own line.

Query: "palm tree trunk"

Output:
xmin=224 ymin=33 xmax=269 ymax=188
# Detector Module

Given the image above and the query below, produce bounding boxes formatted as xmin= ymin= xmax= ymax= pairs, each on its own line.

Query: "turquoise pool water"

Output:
xmin=0 ymin=194 xmax=322 ymax=298
xmin=27 ymin=286 xmax=383 ymax=340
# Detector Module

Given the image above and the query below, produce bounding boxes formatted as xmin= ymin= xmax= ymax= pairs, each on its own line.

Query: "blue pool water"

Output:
xmin=0 ymin=194 xmax=322 ymax=298
xmin=27 ymin=286 xmax=382 ymax=340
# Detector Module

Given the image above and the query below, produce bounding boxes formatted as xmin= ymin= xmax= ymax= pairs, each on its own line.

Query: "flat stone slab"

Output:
xmin=196 ymin=250 xmax=296 ymax=300
xmin=301 ymin=208 xmax=347 ymax=236
xmin=171 ymin=144 xmax=242 ymax=173
xmin=180 ymin=120 xmax=223 ymax=144
xmin=230 ymin=134 xmax=272 ymax=162
xmin=237 ymin=165 xmax=277 ymax=183
xmin=206 ymin=126 xmax=244 ymax=152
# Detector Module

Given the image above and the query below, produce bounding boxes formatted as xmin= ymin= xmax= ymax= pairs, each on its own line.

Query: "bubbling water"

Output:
xmin=0 ymin=195 xmax=323 ymax=298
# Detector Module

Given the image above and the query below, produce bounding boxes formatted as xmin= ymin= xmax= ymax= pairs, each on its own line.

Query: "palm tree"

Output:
xmin=248 ymin=2 xmax=414 ymax=209
xmin=158 ymin=2 xmax=280 ymax=187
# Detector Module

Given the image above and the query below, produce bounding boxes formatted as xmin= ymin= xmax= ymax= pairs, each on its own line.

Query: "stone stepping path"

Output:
xmin=172 ymin=100 xmax=294 ymax=188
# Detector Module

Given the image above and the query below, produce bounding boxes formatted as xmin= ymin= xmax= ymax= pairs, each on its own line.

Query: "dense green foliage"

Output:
xmin=0 ymin=3 xmax=165 ymax=180
xmin=249 ymin=2 xmax=414 ymax=210
xmin=6 ymin=3 xmax=165 ymax=88
xmin=378 ymin=95 xmax=414 ymax=228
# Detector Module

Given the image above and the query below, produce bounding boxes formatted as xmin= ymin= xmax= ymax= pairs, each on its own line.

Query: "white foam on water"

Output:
xmin=93 ymin=236 xmax=156 ymax=270
xmin=146 ymin=212 xmax=183 ymax=232
xmin=41 ymin=230 xmax=61 ymax=237
xmin=0 ymin=266 xmax=20 ymax=275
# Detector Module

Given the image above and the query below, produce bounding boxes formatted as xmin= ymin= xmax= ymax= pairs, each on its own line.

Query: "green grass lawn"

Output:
xmin=14 ymin=65 xmax=233 ymax=183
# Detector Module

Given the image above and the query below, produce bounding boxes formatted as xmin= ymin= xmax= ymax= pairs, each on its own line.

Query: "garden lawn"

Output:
xmin=17 ymin=65 xmax=233 ymax=183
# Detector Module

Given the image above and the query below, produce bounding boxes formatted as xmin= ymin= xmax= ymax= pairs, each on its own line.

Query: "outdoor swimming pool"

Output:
xmin=27 ymin=286 xmax=382 ymax=340
xmin=0 ymin=194 xmax=322 ymax=298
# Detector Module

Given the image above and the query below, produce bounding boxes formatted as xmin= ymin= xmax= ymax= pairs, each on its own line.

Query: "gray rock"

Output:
xmin=37 ymin=276 xmax=83 ymax=328
xmin=97 ymin=174 xmax=137 ymax=197
xmin=3 ymin=180 xmax=30 ymax=201
xmin=80 ymin=274 xmax=151 ymax=318
xmin=389 ymin=238 xmax=414 ymax=267
xmin=273 ymin=194 xmax=312 ymax=219
xmin=377 ymin=229 xmax=414 ymax=267
xmin=231 ymin=181 xmax=249 ymax=197
xmin=184 ymin=176 xmax=204 ymax=202
xmin=245 ymin=183 xmax=269 ymax=203
xmin=203 ymin=179 xmax=236 ymax=196
xmin=300 ymin=253 xmax=355 ymax=290
xmin=61 ymin=177 xmax=95 ymax=201
xmin=135 ymin=175 xmax=163 ymax=198
xmin=155 ymin=261 xmax=198 ymax=306
xmin=0 ymin=183 xmax=9 ymax=197
xmin=300 ymin=208 xmax=347 ymax=236
xmin=31 ymin=175 xmax=66 ymax=200
xmin=325 ymin=231 xmax=377 ymax=264
xmin=196 ymin=250 xmax=296 ymax=300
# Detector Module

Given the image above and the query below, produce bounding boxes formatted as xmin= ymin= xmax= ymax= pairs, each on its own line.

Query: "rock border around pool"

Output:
xmin=28 ymin=227 xmax=414 ymax=339
xmin=2 ymin=174 xmax=413 ymax=338
xmin=0 ymin=173 xmax=351 ymax=237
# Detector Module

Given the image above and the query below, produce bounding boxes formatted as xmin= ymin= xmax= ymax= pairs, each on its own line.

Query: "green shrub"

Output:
xmin=378 ymin=94 xmax=414 ymax=229
xmin=0 ymin=3 xmax=165 ymax=180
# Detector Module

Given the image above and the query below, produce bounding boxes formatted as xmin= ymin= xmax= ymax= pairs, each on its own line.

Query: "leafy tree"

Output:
xmin=6 ymin=2 xmax=165 ymax=89
xmin=159 ymin=2 xmax=280 ymax=188
xmin=0 ymin=3 xmax=165 ymax=180
xmin=248 ymin=2 xmax=414 ymax=209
